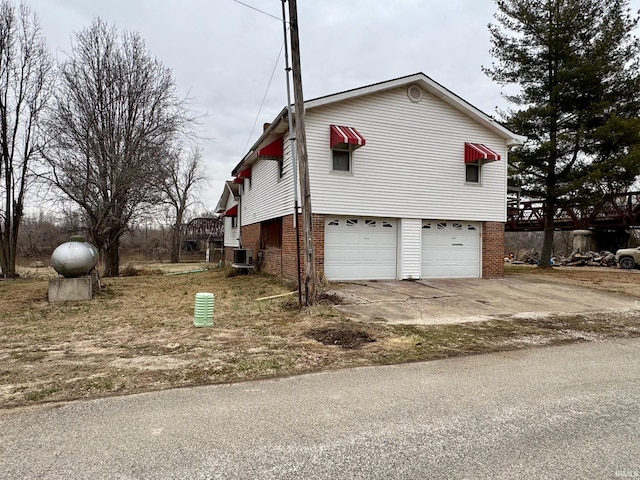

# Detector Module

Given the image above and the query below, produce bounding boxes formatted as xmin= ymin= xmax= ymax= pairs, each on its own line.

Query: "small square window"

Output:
xmin=466 ymin=163 xmax=480 ymax=183
xmin=231 ymin=216 xmax=238 ymax=228
xmin=332 ymin=148 xmax=351 ymax=172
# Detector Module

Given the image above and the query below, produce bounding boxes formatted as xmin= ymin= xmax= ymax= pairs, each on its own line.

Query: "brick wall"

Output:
xmin=261 ymin=247 xmax=282 ymax=276
xmin=240 ymin=223 xmax=260 ymax=265
xmin=224 ymin=246 xmax=234 ymax=265
xmin=237 ymin=215 xmax=325 ymax=282
xmin=280 ymin=213 xmax=325 ymax=282
xmin=482 ymin=221 xmax=505 ymax=278
xmin=312 ymin=214 xmax=325 ymax=283
xmin=281 ymin=214 xmax=298 ymax=281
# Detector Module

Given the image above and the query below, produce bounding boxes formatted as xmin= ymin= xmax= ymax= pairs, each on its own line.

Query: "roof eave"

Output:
xmin=214 ymin=181 xmax=239 ymax=213
xmin=231 ymin=108 xmax=288 ymax=176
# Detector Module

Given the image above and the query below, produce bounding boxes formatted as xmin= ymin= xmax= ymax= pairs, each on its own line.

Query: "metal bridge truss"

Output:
xmin=181 ymin=217 xmax=224 ymax=241
xmin=506 ymin=192 xmax=640 ymax=231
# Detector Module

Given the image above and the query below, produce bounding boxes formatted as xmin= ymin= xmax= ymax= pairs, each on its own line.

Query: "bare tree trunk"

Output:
xmin=169 ymin=214 xmax=182 ymax=263
xmin=540 ymin=200 xmax=555 ymax=269
xmin=103 ymin=235 xmax=120 ymax=277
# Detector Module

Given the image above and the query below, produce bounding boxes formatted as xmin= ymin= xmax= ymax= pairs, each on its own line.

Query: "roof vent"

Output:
xmin=407 ymin=85 xmax=423 ymax=103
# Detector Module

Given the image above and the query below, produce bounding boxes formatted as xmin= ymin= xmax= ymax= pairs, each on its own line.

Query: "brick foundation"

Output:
xmin=482 ymin=221 xmax=505 ymax=278
xmin=240 ymin=223 xmax=260 ymax=264
xmin=223 ymin=246 xmax=234 ymax=265
xmin=240 ymin=214 xmax=325 ymax=283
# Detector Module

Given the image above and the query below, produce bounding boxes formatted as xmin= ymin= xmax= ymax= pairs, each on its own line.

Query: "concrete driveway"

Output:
xmin=327 ymin=276 xmax=640 ymax=325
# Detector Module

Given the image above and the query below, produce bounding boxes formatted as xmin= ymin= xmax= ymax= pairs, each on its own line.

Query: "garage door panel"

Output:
xmin=421 ymin=220 xmax=480 ymax=278
xmin=325 ymin=217 xmax=397 ymax=281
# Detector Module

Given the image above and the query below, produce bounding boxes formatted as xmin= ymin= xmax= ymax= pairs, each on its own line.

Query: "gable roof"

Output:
xmin=214 ymin=180 xmax=240 ymax=214
xmin=232 ymin=72 xmax=526 ymax=175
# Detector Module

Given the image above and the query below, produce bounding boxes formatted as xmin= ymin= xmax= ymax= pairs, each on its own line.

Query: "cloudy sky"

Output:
xmin=27 ymin=0 xmax=640 ymax=213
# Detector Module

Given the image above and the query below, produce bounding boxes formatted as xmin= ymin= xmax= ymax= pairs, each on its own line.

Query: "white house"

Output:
xmin=215 ymin=180 xmax=240 ymax=253
xmin=216 ymin=73 xmax=525 ymax=282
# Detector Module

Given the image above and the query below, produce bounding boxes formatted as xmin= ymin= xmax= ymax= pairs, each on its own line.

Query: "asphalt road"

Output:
xmin=2 ymin=339 xmax=640 ymax=479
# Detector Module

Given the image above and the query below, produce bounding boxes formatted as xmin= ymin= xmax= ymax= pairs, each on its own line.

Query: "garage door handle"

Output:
xmin=452 ymin=243 xmax=463 ymax=246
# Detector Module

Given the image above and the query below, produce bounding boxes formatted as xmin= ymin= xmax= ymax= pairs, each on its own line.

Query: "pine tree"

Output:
xmin=485 ymin=0 xmax=640 ymax=266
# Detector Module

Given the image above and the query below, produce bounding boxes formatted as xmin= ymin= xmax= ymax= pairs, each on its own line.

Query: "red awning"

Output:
xmin=237 ymin=167 xmax=252 ymax=179
xmin=465 ymin=143 xmax=501 ymax=163
xmin=330 ymin=125 xmax=366 ymax=149
xmin=224 ymin=205 xmax=238 ymax=217
xmin=258 ymin=137 xmax=283 ymax=159
xmin=233 ymin=167 xmax=252 ymax=184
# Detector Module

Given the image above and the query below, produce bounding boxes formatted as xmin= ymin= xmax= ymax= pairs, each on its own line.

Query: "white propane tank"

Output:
xmin=51 ymin=241 xmax=99 ymax=278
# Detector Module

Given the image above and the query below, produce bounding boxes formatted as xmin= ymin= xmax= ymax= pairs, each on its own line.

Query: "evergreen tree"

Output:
xmin=486 ymin=0 xmax=640 ymax=266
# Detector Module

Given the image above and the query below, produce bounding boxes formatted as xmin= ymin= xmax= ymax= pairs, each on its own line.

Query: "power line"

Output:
xmin=231 ymin=0 xmax=282 ymax=22
xmin=244 ymin=42 xmax=285 ymax=153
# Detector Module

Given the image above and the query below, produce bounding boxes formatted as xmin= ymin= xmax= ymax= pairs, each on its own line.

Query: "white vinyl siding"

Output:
xmin=399 ymin=218 xmax=422 ymax=279
xmin=305 ymin=86 xmax=507 ymax=222
xmin=240 ymin=134 xmax=296 ymax=226
xmin=223 ymin=194 xmax=239 ymax=248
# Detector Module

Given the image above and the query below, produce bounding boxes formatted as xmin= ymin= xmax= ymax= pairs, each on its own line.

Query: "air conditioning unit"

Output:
xmin=232 ymin=248 xmax=253 ymax=266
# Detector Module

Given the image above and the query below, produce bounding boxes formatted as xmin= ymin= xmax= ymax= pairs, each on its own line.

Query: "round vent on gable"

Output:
xmin=407 ymin=85 xmax=423 ymax=103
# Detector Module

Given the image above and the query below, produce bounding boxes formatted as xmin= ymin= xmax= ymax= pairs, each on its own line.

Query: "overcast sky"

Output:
xmin=27 ymin=0 xmax=640 ymax=214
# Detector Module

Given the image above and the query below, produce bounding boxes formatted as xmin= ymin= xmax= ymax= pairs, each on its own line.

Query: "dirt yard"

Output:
xmin=2 ymin=263 xmax=640 ymax=409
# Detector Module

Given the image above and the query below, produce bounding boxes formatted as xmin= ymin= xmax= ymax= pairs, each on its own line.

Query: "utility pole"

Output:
xmin=280 ymin=0 xmax=302 ymax=308
xmin=287 ymin=0 xmax=316 ymax=305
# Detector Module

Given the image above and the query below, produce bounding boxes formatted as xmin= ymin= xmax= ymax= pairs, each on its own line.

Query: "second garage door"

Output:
xmin=421 ymin=220 xmax=480 ymax=278
xmin=324 ymin=217 xmax=397 ymax=281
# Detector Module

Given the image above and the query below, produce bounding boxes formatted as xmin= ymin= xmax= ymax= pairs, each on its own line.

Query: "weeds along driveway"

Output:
xmin=1 ymin=264 xmax=640 ymax=409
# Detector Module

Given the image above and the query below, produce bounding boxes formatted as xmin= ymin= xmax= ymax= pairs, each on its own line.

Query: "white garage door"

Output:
xmin=421 ymin=220 xmax=480 ymax=278
xmin=324 ymin=217 xmax=397 ymax=281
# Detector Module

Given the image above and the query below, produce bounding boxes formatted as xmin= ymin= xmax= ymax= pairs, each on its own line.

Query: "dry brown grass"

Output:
xmin=2 ymin=263 xmax=640 ymax=409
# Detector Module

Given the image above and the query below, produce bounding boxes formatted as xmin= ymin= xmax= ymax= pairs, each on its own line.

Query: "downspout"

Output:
xmin=237 ymin=188 xmax=242 ymax=248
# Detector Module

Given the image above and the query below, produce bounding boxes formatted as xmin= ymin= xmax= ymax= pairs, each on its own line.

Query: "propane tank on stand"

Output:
xmin=51 ymin=239 xmax=99 ymax=278
xmin=48 ymin=237 xmax=100 ymax=302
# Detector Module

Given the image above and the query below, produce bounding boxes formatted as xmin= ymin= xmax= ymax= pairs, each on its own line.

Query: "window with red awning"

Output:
xmin=330 ymin=125 xmax=366 ymax=149
xmin=464 ymin=143 xmax=501 ymax=163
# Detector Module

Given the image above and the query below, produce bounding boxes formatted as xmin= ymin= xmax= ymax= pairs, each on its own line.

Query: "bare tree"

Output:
xmin=161 ymin=146 xmax=206 ymax=263
xmin=44 ymin=19 xmax=192 ymax=276
xmin=0 ymin=2 xmax=52 ymax=278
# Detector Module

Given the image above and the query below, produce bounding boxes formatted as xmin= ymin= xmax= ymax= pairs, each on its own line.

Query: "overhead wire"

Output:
xmin=243 ymin=42 xmax=285 ymax=154
xmin=232 ymin=0 xmax=288 ymax=152
xmin=231 ymin=0 xmax=282 ymax=22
